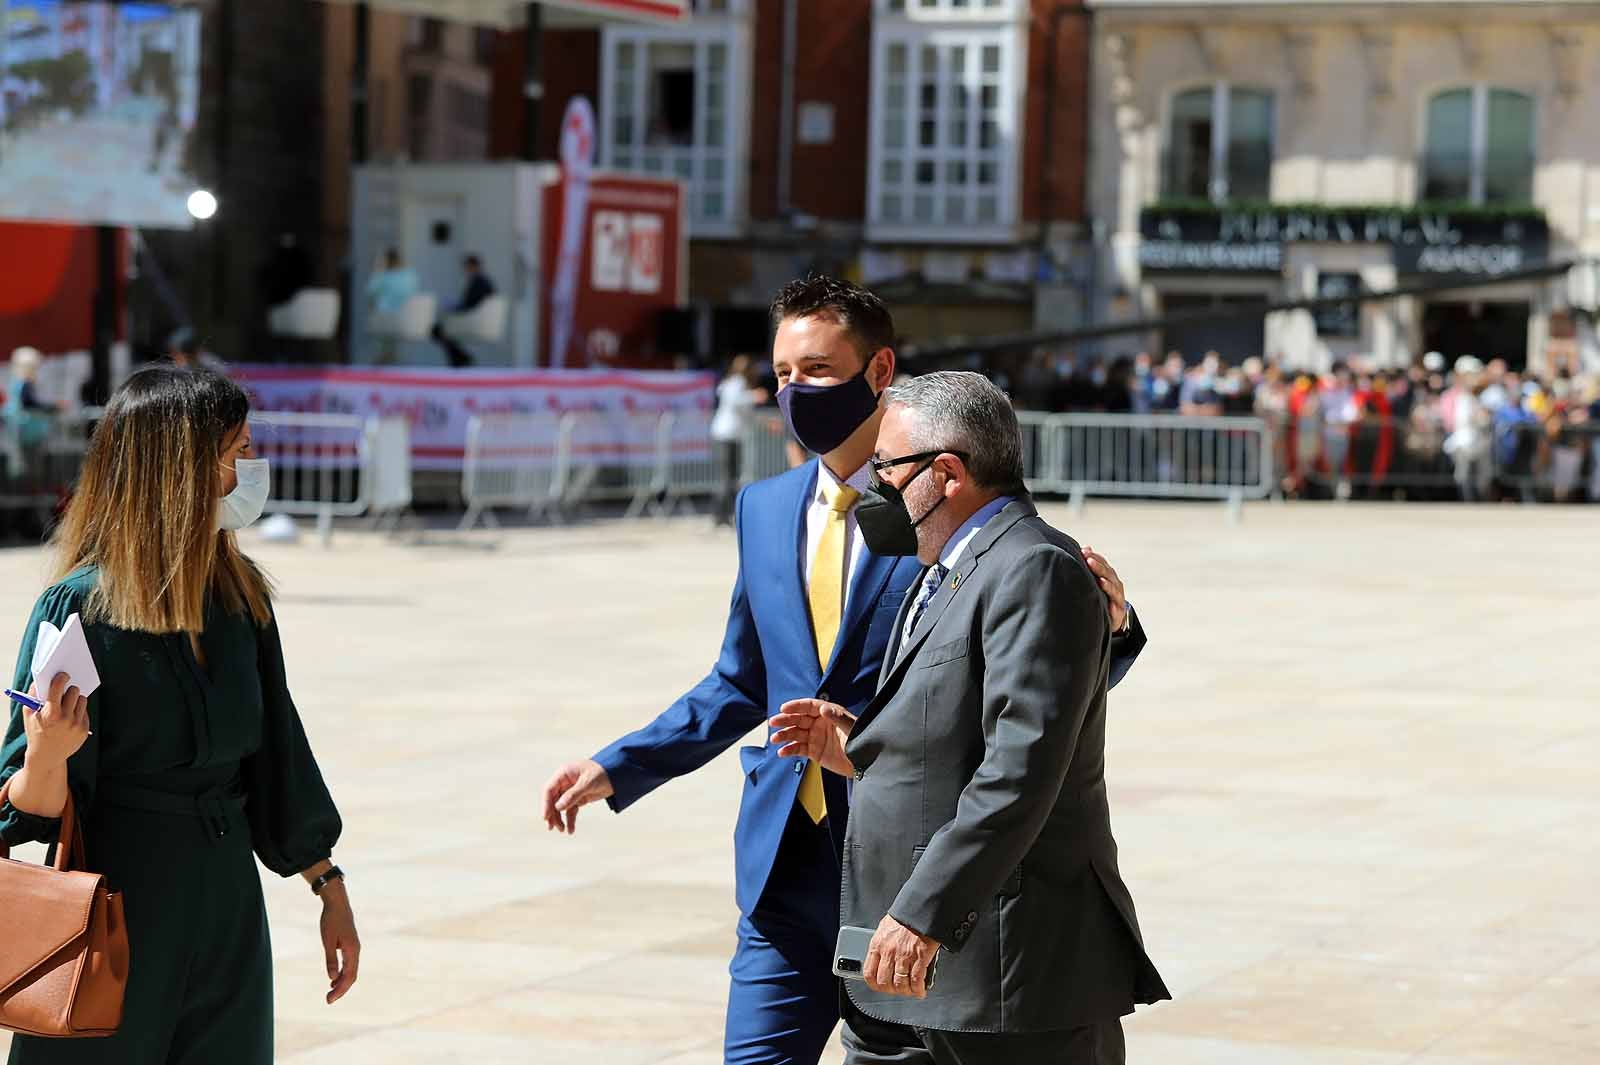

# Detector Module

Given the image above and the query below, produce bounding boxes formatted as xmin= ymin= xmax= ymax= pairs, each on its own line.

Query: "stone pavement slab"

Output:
xmin=0 ymin=501 xmax=1594 ymax=1063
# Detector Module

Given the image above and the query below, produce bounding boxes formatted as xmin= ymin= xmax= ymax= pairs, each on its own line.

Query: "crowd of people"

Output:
xmin=1004 ymin=349 xmax=1600 ymax=503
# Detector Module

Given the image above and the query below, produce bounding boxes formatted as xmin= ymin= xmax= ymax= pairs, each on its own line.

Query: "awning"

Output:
xmin=319 ymin=0 xmax=688 ymax=29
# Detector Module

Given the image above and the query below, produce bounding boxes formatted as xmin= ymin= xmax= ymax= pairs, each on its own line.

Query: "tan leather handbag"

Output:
xmin=0 ymin=781 xmax=127 ymax=1038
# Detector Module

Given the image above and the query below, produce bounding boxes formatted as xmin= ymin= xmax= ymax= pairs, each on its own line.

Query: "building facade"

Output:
xmin=321 ymin=0 xmax=1099 ymax=359
xmin=1088 ymin=0 xmax=1600 ymax=374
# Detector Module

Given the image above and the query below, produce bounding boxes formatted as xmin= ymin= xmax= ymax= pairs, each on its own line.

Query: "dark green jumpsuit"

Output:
xmin=0 ymin=567 xmax=341 ymax=1065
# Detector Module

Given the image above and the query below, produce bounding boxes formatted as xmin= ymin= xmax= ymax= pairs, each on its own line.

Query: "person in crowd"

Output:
xmin=1130 ymin=352 xmax=1155 ymax=414
xmin=166 ymin=328 xmax=229 ymax=375
xmin=1100 ymin=356 xmax=1136 ymax=414
xmin=1492 ymin=374 xmax=1540 ymax=501
xmin=432 ymin=254 xmax=497 ymax=368
xmin=710 ymin=355 xmax=769 ymax=528
xmin=769 ymin=371 xmax=1167 ymax=1065
xmin=538 ymin=276 xmax=1148 ymax=1065
xmin=6 ymin=346 xmax=59 ymax=463
xmin=0 ymin=367 xmax=360 ymax=1064
xmin=259 ymin=233 xmax=313 ymax=310
xmin=1149 ymin=352 xmax=1185 ymax=413
xmin=1444 ymin=360 xmax=1494 ymax=502
xmin=366 ymin=247 xmax=420 ymax=364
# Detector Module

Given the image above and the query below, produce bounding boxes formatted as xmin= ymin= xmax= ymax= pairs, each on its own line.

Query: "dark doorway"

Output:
xmin=1421 ymin=300 xmax=1530 ymax=370
xmin=1161 ymin=291 xmax=1267 ymax=363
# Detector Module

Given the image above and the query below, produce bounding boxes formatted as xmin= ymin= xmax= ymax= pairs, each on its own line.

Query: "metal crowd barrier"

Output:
xmin=458 ymin=412 xmax=580 ymax=530
xmin=742 ymin=412 xmax=796 ymax=485
xmin=1019 ymin=412 xmax=1273 ymax=516
xmin=624 ymin=409 xmax=719 ymax=518
xmin=250 ymin=411 xmax=391 ymax=545
xmin=0 ymin=410 xmax=99 ymax=519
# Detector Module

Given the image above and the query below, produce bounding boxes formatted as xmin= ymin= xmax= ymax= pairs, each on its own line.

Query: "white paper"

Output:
xmin=30 ymin=613 xmax=102 ymax=701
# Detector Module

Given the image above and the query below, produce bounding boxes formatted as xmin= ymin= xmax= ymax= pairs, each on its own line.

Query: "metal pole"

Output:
xmin=776 ymin=0 xmax=797 ymax=216
xmin=522 ymin=2 xmax=544 ymax=161
xmin=352 ymin=1 xmax=370 ymax=164
xmin=89 ymin=226 xmax=118 ymax=404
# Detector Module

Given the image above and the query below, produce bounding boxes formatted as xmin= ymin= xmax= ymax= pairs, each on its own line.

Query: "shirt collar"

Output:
xmin=815 ymin=460 xmax=873 ymax=505
xmin=939 ymin=494 xmax=1015 ymax=571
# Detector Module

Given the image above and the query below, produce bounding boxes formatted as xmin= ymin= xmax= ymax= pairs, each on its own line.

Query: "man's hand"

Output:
xmin=541 ymin=759 xmax=614 ymax=834
xmin=1082 ymin=546 xmax=1129 ymax=634
xmin=769 ymin=699 xmax=856 ymax=777
xmin=864 ymin=914 xmax=940 ymax=999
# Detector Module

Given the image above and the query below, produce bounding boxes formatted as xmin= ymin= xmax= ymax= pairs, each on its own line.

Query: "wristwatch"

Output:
xmin=310 ymin=865 xmax=346 ymax=896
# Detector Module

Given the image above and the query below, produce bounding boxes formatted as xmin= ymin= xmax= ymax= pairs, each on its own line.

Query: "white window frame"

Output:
xmin=1161 ymin=81 xmax=1276 ymax=205
xmin=874 ymin=0 xmax=1024 ymax=20
xmin=1420 ymin=83 xmax=1537 ymax=206
xmin=601 ymin=5 xmax=750 ymax=238
xmin=868 ymin=14 xmax=1026 ymax=243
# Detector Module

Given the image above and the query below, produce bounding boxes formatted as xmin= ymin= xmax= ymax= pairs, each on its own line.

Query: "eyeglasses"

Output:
xmin=869 ymin=449 xmax=969 ymax=487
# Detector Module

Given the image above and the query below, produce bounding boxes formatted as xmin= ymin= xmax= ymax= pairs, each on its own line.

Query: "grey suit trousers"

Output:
xmin=841 ymin=999 xmax=1125 ymax=1065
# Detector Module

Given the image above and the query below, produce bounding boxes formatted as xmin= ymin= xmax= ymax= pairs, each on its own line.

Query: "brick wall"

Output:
xmin=1021 ymin=0 xmax=1090 ymax=226
xmin=488 ymin=28 xmax=602 ymax=161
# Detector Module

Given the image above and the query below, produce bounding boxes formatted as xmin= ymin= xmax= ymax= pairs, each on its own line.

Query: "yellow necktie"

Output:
xmin=798 ymin=480 xmax=859 ymax=823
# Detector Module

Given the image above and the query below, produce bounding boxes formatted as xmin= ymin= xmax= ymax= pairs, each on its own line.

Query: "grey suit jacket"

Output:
xmin=840 ymin=497 xmax=1169 ymax=1033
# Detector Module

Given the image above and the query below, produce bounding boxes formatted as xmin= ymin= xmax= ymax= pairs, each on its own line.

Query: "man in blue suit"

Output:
xmin=541 ymin=277 xmax=1148 ymax=1065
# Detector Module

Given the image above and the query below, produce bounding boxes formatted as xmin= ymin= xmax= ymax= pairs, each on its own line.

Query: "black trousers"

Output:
xmin=713 ymin=440 xmax=742 ymax=527
xmin=430 ymin=323 xmax=474 ymax=367
xmin=841 ymin=996 xmax=1125 ymax=1065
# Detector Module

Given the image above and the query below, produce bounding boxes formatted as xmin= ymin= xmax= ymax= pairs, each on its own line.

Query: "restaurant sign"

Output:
xmin=1139 ymin=207 xmax=1548 ymax=278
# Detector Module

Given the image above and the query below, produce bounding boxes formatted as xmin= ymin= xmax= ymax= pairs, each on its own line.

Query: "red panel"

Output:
xmin=540 ymin=172 xmax=686 ymax=369
xmin=0 ymin=223 xmax=122 ymax=355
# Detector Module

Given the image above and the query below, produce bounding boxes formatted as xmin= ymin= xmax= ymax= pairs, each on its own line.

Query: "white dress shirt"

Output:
xmin=802 ymin=461 xmax=873 ymax=616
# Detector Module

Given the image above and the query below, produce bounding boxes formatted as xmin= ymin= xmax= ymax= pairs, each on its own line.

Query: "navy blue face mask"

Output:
xmin=777 ymin=363 xmax=880 ymax=456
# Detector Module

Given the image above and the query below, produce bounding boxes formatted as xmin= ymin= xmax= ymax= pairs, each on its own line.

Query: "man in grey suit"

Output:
xmin=770 ymin=371 xmax=1169 ymax=1064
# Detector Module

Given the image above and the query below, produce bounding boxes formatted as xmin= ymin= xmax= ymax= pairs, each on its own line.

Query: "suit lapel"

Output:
xmin=878 ymin=562 xmax=920 ymax=688
xmin=850 ymin=497 xmax=1039 ymax=741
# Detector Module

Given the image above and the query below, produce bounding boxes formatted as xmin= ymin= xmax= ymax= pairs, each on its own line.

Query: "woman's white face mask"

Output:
xmin=218 ymin=458 xmax=271 ymax=531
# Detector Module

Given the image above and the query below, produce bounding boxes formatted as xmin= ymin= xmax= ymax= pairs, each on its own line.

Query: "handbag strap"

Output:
xmin=0 ymin=778 xmax=84 ymax=871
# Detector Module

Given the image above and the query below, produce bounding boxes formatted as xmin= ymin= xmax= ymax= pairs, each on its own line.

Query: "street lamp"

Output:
xmin=186 ymin=189 xmax=218 ymax=221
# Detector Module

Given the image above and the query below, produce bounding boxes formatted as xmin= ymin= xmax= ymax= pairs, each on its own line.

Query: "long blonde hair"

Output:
xmin=52 ymin=366 xmax=272 ymax=633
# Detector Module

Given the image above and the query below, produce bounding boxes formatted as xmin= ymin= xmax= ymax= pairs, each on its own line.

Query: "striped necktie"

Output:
xmin=798 ymin=479 xmax=859 ymax=824
xmin=900 ymin=563 xmax=948 ymax=659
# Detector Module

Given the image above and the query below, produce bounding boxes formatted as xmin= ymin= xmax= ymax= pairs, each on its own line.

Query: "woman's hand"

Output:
xmin=317 ymin=880 xmax=361 ymax=1004
xmin=21 ymin=673 xmax=90 ymax=771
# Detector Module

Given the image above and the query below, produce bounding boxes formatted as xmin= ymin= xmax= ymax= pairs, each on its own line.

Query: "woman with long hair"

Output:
xmin=0 ymin=367 xmax=359 ymax=1063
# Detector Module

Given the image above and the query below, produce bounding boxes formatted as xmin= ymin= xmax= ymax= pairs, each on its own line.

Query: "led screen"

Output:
xmin=1 ymin=1 xmax=202 ymax=228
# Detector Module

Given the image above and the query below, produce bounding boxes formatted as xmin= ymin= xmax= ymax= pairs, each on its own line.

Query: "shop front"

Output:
xmin=1136 ymin=204 xmax=1553 ymax=369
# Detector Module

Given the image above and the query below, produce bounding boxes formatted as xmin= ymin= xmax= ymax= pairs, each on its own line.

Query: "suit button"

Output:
xmin=853 ymin=768 xmax=864 ymax=781
xmin=819 ymin=691 xmax=830 ymax=701
xmin=954 ymin=928 xmax=967 ymax=942
xmin=966 ymin=911 xmax=979 ymax=923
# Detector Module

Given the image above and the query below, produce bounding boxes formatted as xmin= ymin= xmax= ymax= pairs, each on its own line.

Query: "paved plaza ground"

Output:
xmin=1 ymin=501 xmax=1595 ymax=1064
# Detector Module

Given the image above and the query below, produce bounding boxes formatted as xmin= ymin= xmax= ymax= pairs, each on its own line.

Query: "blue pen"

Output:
xmin=5 ymin=689 xmax=44 ymax=711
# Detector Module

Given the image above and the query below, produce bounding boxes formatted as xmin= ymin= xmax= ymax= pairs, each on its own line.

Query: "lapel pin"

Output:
xmin=950 ymin=571 xmax=963 ymax=591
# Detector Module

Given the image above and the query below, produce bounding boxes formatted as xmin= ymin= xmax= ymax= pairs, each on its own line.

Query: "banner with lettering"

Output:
xmin=233 ymin=365 xmax=715 ymax=471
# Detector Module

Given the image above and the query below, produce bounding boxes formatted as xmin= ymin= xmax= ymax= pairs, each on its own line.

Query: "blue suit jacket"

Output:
xmin=594 ymin=462 xmax=1146 ymax=918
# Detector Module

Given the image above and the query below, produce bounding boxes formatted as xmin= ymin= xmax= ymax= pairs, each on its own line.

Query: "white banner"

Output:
xmin=233 ymin=365 xmax=716 ymax=471
xmin=550 ymin=98 xmax=596 ymax=369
